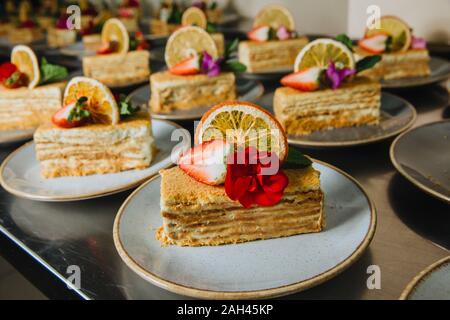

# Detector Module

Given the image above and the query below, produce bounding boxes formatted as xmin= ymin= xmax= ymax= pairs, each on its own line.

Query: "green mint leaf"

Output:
xmin=39 ymin=58 xmax=68 ymax=85
xmin=68 ymin=96 xmax=91 ymax=122
xmin=268 ymin=27 xmax=277 ymax=40
xmin=209 ymin=1 xmax=218 ymax=10
xmin=225 ymin=60 xmax=247 ymax=73
xmin=283 ymin=147 xmax=312 ymax=169
xmin=224 ymin=38 xmax=239 ymax=58
xmin=206 ymin=22 xmax=217 ymax=34
xmin=118 ymin=95 xmax=139 ymax=117
xmin=336 ymin=34 xmax=354 ymax=51
xmin=385 ymin=35 xmax=393 ymax=52
xmin=356 ymin=55 xmax=381 ymax=73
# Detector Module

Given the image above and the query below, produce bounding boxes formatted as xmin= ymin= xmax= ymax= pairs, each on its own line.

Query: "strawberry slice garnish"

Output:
xmin=247 ymin=26 xmax=270 ymax=42
xmin=169 ymin=56 xmax=200 ymax=75
xmin=96 ymin=43 xmax=114 ymax=55
xmin=178 ymin=139 xmax=230 ymax=185
xmin=0 ymin=62 xmax=18 ymax=82
xmin=280 ymin=67 xmax=322 ymax=91
xmin=52 ymin=97 xmax=91 ymax=128
xmin=3 ymin=71 xmax=27 ymax=89
xmin=358 ymin=33 xmax=389 ymax=54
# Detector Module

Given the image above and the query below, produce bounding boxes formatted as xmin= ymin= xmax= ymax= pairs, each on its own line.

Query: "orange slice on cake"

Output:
xmin=101 ymin=18 xmax=129 ymax=55
xmin=253 ymin=4 xmax=295 ymax=31
xmin=165 ymin=26 xmax=218 ymax=68
xmin=195 ymin=101 xmax=289 ymax=162
xmin=182 ymin=7 xmax=208 ymax=29
xmin=365 ymin=15 xmax=411 ymax=52
xmin=11 ymin=45 xmax=40 ymax=89
xmin=63 ymin=76 xmax=119 ymax=125
xmin=294 ymin=38 xmax=355 ymax=72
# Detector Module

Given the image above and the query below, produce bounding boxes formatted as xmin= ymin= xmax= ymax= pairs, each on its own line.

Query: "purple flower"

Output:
xmin=277 ymin=26 xmax=291 ymax=40
xmin=411 ymin=36 xmax=427 ymax=49
xmin=326 ymin=62 xmax=356 ymax=90
xmin=201 ymin=51 xmax=222 ymax=77
xmin=192 ymin=1 xmax=206 ymax=10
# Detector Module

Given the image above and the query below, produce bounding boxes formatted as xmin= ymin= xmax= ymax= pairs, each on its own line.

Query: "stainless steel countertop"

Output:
xmin=0 ymin=81 xmax=449 ymax=300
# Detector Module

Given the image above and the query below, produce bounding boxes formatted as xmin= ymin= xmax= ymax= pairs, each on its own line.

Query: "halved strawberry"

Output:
xmin=247 ymin=26 xmax=270 ymax=42
xmin=358 ymin=33 xmax=388 ymax=54
xmin=96 ymin=43 xmax=113 ymax=55
xmin=280 ymin=67 xmax=321 ymax=91
xmin=3 ymin=71 xmax=27 ymax=89
xmin=169 ymin=56 xmax=200 ymax=75
xmin=0 ymin=62 xmax=17 ymax=82
xmin=52 ymin=97 xmax=91 ymax=128
xmin=178 ymin=139 xmax=230 ymax=185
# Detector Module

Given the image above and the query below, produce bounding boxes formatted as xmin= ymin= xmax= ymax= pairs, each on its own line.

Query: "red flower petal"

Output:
xmin=258 ymin=171 xmax=289 ymax=193
xmin=238 ymin=191 xmax=257 ymax=208
xmin=254 ymin=191 xmax=284 ymax=207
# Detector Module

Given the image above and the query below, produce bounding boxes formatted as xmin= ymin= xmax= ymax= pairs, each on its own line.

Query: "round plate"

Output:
xmin=128 ymin=78 xmax=264 ymax=120
xmin=390 ymin=120 xmax=450 ymax=203
xmin=238 ymin=67 xmax=293 ymax=81
xmin=381 ymin=57 xmax=450 ymax=89
xmin=268 ymin=92 xmax=416 ymax=148
xmin=59 ymin=41 xmax=95 ymax=58
xmin=0 ymin=119 xmax=189 ymax=202
xmin=0 ymin=128 xmax=35 ymax=146
xmin=400 ymin=256 xmax=450 ymax=300
xmin=113 ymin=160 xmax=376 ymax=299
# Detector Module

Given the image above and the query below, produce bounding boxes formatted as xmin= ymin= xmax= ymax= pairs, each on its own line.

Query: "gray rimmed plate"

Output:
xmin=113 ymin=160 xmax=376 ymax=299
xmin=381 ymin=57 xmax=450 ymax=89
xmin=390 ymin=120 xmax=450 ymax=203
xmin=262 ymin=92 xmax=416 ymax=148
xmin=0 ymin=128 xmax=35 ymax=146
xmin=400 ymin=256 xmax=450 ymax=300
xmin=59 ymin=41 xmax=95 ymax=59
xmin=128 ymin=78 xmax=264 ymax=120
xmin=0 ymin=119 xmax=189 ymax=202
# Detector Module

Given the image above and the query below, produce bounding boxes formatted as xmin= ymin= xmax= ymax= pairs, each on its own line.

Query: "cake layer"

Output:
xmin=274 ymin=77 xmax=381 ymax=135
xmin=83 ymin=50 xmax=151 ymax=86
xmin=150 ymin=19 xmax=179 ymax=36
xmin=238 ymin=37 xmax=309 ymax=72
xmin=158 ymin=166 xmax=323 ymax=246
xmin=8 ymin=27 xmax=44 ymax=44
xmin=82 ymin=34 xmax=102 ymax=51
xmin=34 ymin=113 xmax=155 ymax=178
xmin=47 ymin=28 xmax=77 ymax=48
xmin=149 ymin=72 xmax=236 ymax=113
xmin=355 ymin=48 xmax=430 ymax=80
xmin=119 ymin=17 xmax=139 ymax=32
xmin=0 ymin=82 xmax=65 ymax=130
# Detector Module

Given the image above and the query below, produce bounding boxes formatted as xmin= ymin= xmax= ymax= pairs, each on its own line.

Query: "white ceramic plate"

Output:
xmin=114 ymin=160 xmax=376 ymax=299
xmin=381 ymin=57 xmax=450 ymax=88
xmin=0 ymin=120 xmax=189 ymax=202
xmin=0 ymin=128 xmax=35 ymax=146
xmin=400 ymin=256 xmax=450 ymax=300
xmin=390 ymin=120 xmax=450 ymax=203
xmin=127 ymin=78 xmax=264 ymax=120
xmin=261 ymin=92 xmax=416 ymax=148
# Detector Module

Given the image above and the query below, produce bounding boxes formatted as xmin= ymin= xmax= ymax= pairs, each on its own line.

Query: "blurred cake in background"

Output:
xmin=238 ymin=5 xmax=308 ymax=73
xmin=8 ymin=0 xmax=44 ymax=44
xmin=0 ymin=45 xmax=68 ymax=131
xmin=47 ymin=13 xmax=77 ymax=48
xmin=118 ymin=0 xmax=141 ymax=33
xmin=149 ymin=26 xmax=245 ymax=113
xmin=83 ymin=18 xmax=150 ymax=87
xmin=36 ymin=0 xmax=59 ymax=30
xmin=355 ymin=16 xmax=430 ymax=80
xmin=274 ymin=37 xmax=382 ymax=135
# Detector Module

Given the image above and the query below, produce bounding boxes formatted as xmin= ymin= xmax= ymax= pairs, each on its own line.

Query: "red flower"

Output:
xmin=0 ymin=62 xmax=17 ymax=82
xmin=225 ymin=147 xmax=289 ymax=208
